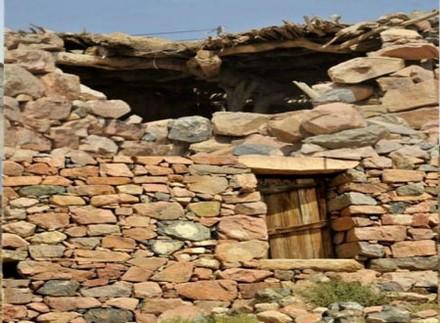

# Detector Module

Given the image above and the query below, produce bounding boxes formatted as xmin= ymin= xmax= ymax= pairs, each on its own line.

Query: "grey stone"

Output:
xmin=369 ymin=256 xmax=439 ymax=272
xmin=233 ymin=144 xmax=280 ymax=156
xmin=70 ymin=238 xmax=101 ymax=249
xmin=37 ymin=280 xmax=79 ymax=296
xmin=367 ymin=116 xmax=417 ymax=135
xmin=313 ymin=85 xmax=373 ymax=104
xmin=328 ymin=192 xmax=377 ymax=212
xmin=168 ymin=116 xmax=212 ymax=143
xmin=84 ymin=308 xmax=133 ymax=323
xmin=159 ymin=221 xmax=211 ymax=241
xmin=189 ymin=164 xmax=249 ymax=175
xmin=418 ymin=165 xmax=439 ymax=172
xmin=4 ymin=64 xmax=45 ymax=98
xmin=81 ymin=282 xmax=132 ymax=298
xmin=396 ymin=183 xmax=424 ymax=196
xmin=366 ymin=306 xmax=410 ymax=323
xmin=256 ymin=288 xmax=291 ymax=302
xmin=18 ymin=185 xmax=65 ymax=197
xmin=29 ymin=244 xmax=65 ymax=259
xmin=389 ymin=202 xmax=407 ymax=214
xmin=375 ymin=140 xmax=402 ymax=154
xmin=339 ymin=302 xmax=364 ymax=311
xmin=2 ymin=250 xmax=28 ymax=262
xmin=80 ymin=135 xmax=118 ymax=154
xmin=303 ymin=125 xmax=389 ymax=149
xmin=150 ymin=240 xmax=184 ymax=255
xmin=389 ymin=152 xmax=415 ymax=170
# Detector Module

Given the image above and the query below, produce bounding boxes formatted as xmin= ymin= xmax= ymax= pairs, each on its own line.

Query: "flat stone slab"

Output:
xmin=238 ymin=155 xmax=358 ymax=175
xmin=257 ymin=259 xmax=363 ymax=272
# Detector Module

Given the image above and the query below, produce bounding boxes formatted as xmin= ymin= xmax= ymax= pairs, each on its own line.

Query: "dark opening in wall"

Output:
xmin=59 ymin=50 xmax=360 ymax=122
xmin=3 ymin=261 xmax=22 ymax=279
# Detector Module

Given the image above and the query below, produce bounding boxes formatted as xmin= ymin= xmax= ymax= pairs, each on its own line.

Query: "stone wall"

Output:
xmin=4 ymin=154 xmax=437 ymax=322
xmin=2 ymin=24 xmax=439 ymax=323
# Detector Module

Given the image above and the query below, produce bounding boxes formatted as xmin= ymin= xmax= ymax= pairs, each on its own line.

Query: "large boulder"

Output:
xmin=303 ymin=125 xmax=388 ymax=149
xmin=212 ymin=111 xmax=269 ymax=136
xmin=312 ymin=83 xmax=374 ymax=104
xmin=328 ymin=57 xmax=405 ymax=84
xmin=6 ymin=49 xmax=56 ymax=73
xmin=382 ymin=79 xmax=438 ymax=112
xmin=168 ymin=116 xmax=212 ymax=143
xmin=84 ymin=100 xmax=131 ymax=119
xmin=4 ymin=64 xmax=45 ymax=98
xmin=371 ymin=42 xmax=439 ymax=60
xmin=301 ymin=103 xmax=365 ymax=135
xmin=267 ymin=111 xmax=308 ymax=143
xmin=40 ymin=72 xmax=81 ymax=100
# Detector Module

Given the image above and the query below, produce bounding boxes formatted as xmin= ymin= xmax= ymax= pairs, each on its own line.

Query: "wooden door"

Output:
xmin=260 ymin=177 xmax=333 ymax=259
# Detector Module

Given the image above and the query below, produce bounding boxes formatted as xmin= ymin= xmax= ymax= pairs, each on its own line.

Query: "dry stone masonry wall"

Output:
xmin=2 ymin=20 xmax=439 ymax=323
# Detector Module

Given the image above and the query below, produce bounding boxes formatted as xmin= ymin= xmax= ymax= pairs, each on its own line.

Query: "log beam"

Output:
xmin=55 ymin=52 xmax=188 ymax=72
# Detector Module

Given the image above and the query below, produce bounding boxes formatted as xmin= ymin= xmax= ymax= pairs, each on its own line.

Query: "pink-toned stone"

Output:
xmin=372 ymin=43 xmax=439 ymax=60
xmin=141 ymin=298 xmax=190 ymax=314
xmin=176 ymin=280 xmax=238 ymax=301
xmin=74 ymin=249 xmax=131 ymax=262
xmin=391 ymin=240 xmax=437 ymax=257
xmin=3 ymin=175 xmax=42 ymax=186
xmin=268 ymin=111 xmax=308 ymax=143
xmin=302 ymin=103 xmax=365 ymax=135
xmin=347 ymin=226 xmax=406 ymax=242
xmin=45 ymin=297 xmax=100 ymax=311
xmin=382 ymin=169 xmax=425 ymax=182
xmin=134 ymin=282 xmax=162 ymax=298
xmin=91 ymin=193 xmax=138 ymax=206
xmin=123 ymin=227 xmax=157 ymax=241
xmin=218 ymin=215 xmax=268 ymax=240
xmin=151 ymin=262 xmax=193 ymax=283
xmin=28 ymin=212 xmax=70 ymax=230
xmin=408 ymin=228 xmax=435 ymax=240
xmin=340 ymin=205 xmax=385 ymax=216
xmin=51 ymin=195 xmax=85 ymax=206
xmin=40 ymin=72 xmax=81 ymax=99
xmin=4 ymin=161 xmax=25 ymax=176
xmin=105 ymin=298 xmax=139 ymax=311
xmin=383 ymin=79 xmax=438 ymax=112
xmin=122 ymin=266 xmax=154 ymax=282
xmin=215 ymin=240 xmax=269 ymax=262
xmin=101 ymin=163 xmax=134 ymax=177
xmin=102 ymin=236 xmax=136 ymax=249
xmin=70 ymin=207 xmax=117 ymax=224
xmin=219 ymin=268 xmax=273 ymax=282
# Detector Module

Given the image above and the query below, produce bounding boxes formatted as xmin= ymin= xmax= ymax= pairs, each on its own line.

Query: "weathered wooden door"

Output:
xmin=260 ymin=177 xmax=333 ymax=259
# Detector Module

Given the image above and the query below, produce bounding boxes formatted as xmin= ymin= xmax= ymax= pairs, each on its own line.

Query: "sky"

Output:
xmin=5 ymin=0 xmax=438 ymax=41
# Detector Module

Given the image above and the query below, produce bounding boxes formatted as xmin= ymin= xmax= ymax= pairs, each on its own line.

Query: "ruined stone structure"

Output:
xmin=2 ymin=11 xmax=439 ymax=323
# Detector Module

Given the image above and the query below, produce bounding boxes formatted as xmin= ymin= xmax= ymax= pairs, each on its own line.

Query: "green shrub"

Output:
xmin=297 ymin=280 xmax=388 ymax=307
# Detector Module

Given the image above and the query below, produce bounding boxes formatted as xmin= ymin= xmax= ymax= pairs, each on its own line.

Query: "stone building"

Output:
xmin=2 ymin=10 xmax=439 ymax=323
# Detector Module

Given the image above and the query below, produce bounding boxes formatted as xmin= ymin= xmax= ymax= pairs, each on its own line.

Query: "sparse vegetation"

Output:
xmin=162 ymin=314 xmax=258 ymax=323
xmin=297 ymin=280 xmax=389 ymax=307
xmin=405 ymin=302 xmax=440 ymax=314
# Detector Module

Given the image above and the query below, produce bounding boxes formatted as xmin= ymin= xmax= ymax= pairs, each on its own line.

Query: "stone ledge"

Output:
xmin=238 ymin=155 xmax=359 ymax=175
xmin=257 ymin=259 xmax=364 ymax=272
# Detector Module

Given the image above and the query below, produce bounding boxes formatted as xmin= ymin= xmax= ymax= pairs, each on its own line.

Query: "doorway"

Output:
xmin=259 ymin=177 xmax=333 ymax=259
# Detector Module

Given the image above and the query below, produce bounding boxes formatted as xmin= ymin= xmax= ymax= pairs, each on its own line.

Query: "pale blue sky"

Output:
xmin=5 ymin=0 xmax=437 ymax=41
